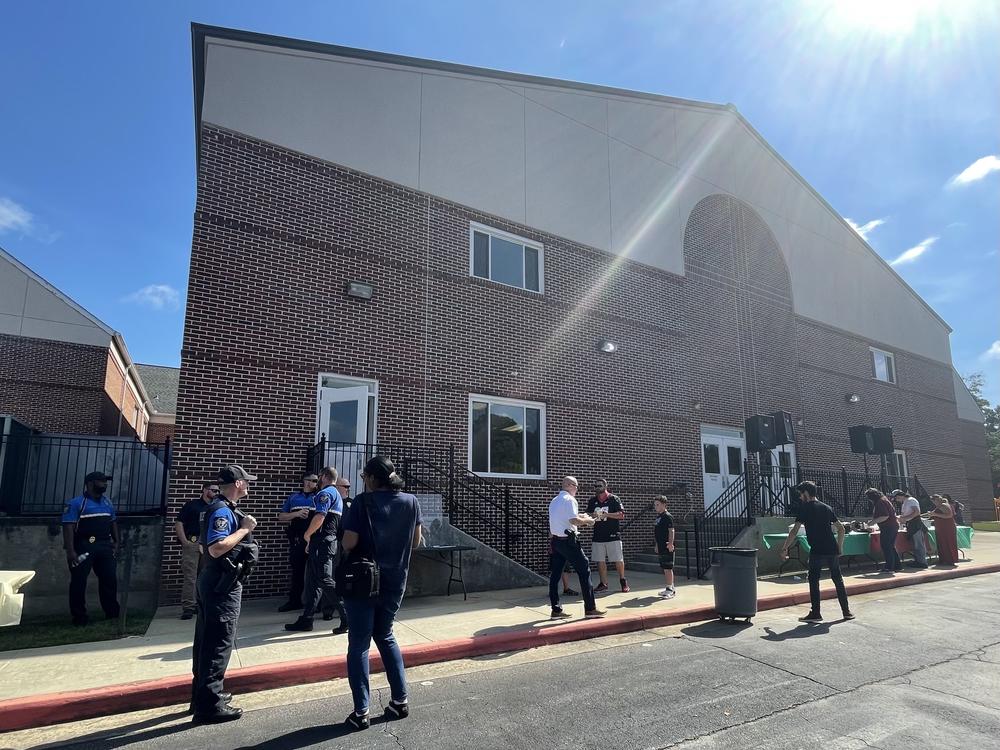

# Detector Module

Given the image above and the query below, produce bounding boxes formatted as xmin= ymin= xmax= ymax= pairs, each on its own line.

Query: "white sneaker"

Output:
xmin=659 ymin=588 xmax=676 ymax=599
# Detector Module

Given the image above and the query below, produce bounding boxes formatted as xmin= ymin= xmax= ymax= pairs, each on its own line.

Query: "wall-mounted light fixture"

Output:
xmin=598 ymin=339 xmax=617 ymax=354
xmin=846 ymin=393 xmax=860 ymax=404
xmin=346 ymin=281 xmax=374 ymax=300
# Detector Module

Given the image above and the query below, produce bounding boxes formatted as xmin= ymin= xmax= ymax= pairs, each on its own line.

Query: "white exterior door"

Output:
xmin=701 ymin=428 xmax=746 ymax=509
xmin=318 ymin=385 xmax=370 ymax=493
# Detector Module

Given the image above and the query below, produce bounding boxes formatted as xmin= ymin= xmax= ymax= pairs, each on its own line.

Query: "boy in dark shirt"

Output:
xmin=780 ymin=481 xmax=854 ymax=622
xmin=653 ymin=496 xmax=676 ymax=599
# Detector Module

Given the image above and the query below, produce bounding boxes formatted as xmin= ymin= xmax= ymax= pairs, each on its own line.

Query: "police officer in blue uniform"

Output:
xmin=190 ymin=465 xmax=258 ymax=724
xmin=284 ymin=465 xmax=347 ymax=634
xmin=61 ymin=471 xmax=120 ymax=626
xmin=276 ymin=473 xmax=319 ymax=612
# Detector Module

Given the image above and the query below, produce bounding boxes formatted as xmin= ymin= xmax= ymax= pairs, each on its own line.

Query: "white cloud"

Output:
xmin=982 ymin=340 xmax=1000 ymax=361
xmin=845 ymin=216 xmax=886 ymax=240
xmin=947 ymin=155 xmax=1000 ymax=188
xmin=0 ymin=197 xmax=33 ymax=234
xmin=890 ymin=236 xmax=937 ymax=266
xmin=123 ymin=284 xmax=180 ymax=311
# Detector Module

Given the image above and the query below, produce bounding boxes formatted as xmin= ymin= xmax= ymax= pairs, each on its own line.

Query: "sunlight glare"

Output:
xmin=824 ymin=0 xmax=944 ymax=34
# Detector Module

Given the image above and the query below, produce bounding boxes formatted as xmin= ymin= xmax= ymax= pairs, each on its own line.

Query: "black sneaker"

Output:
xmin=180 ymin=610 xmax=194 ymax=620
xmin=842 ymin=612 xmax=856 ymax=621
xmin=384 ymin=700 xmax=409 ymax=720
xmin=798 ymin=611 xmax=823 ymax=622
xmin=322 ymin=612 xmax=335 ymax=621
xmin=284 ymin=617 xmax=314 ymax=632
xmin=550 ymin=607 xmax=571 ymax=619
xmin=562 ymin=587 xmax=579 ymax=596
xmin=192 ymin=705 xmax=243 ymax=724
xmin=594 ymin=582 xmax=609 ymax=593
xmin=277 ymin=601 xmax=302 ymax=613
xmin=345 ymin=711 xmax=370 ymax=731
xmin=332 ymin=622 xmax=349 ymax=635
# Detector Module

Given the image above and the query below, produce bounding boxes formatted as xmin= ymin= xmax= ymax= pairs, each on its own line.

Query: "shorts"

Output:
xmin=591 ymin=540 xmax=624 ymax=563
xmin=658 ymin=550 xmax=674 ymax=570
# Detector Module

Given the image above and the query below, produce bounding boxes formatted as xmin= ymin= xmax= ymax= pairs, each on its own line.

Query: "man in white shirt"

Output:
xmin=893 ymin=489 xmax=928 ymax=568
xmin=547 ymin=476 xmax=606 ymax=620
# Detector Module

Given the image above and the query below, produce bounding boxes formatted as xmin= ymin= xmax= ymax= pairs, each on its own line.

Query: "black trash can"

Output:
xmin=710 ymin=547 xmax=758 ymax=622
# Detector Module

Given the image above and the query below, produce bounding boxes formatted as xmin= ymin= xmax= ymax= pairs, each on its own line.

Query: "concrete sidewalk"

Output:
xmin=2 ymin=531 xmax=997 ymax=706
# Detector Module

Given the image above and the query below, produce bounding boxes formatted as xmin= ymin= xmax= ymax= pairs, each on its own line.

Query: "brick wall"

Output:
xmin=146 ymin=421 xmax=175 ymax=444
xmin=101 ymin=351 xmax=148 ymax=439
xmin=957 ymin=418 xmax=994 ymax=520
xmin=163 ymin=124 xmax=983 ymax=601
xmin=0 ymin=333 xmax=107 ymax=433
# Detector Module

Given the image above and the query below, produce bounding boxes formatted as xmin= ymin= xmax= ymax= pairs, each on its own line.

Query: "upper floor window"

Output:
xmin=870 ymin=347 xmax=896 ymax=384
xmin=470 ymin=223 xmax=543 ymax=293
xmin=469 ymin=395 xmax=545 ymax=479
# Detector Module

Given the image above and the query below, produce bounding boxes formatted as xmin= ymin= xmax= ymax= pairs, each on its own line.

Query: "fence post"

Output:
xmin=693 ymin=515 xmax=703 ymax=579
xmin=159 ymin=437 xmax=171 ymax=516
xmin=448 ymin=444 xmax=455 ymax=518
xmin=503 ymin=484 xmax=511 ymax=557
xmin=840 ymin=467 xmax=850 ymax=516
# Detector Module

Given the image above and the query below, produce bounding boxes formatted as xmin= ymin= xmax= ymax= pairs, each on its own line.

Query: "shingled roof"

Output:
xmin=135 ymin=364 xmax=179 ymax=416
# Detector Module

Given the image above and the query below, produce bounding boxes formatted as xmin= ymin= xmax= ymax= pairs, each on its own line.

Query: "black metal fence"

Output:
xmin=308 ymin=437 xmax=551 ymax=575
xmin=0 ymin=433 xmax=171 ymax=515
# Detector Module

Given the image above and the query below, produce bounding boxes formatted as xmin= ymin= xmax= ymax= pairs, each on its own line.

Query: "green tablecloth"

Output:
xmin=762 ymin=526 xmax=974 ymax=555
xmin=761 ymin=532 xmax=872 ymax=556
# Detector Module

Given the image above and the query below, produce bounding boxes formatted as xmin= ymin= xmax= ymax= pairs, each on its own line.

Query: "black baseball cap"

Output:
xmin=218 ymin=465 xmax=258 ymax=484
xmin=84 ymin=471 xmax=113 ymax=483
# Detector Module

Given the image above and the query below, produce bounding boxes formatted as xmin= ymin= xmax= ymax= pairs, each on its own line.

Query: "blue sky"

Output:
xmin=1 ymin=1 xmax=998 ymax=400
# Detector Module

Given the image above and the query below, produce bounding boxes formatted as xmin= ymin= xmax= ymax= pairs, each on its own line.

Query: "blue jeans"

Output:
xmin=548 ymin=535 xmax=596 ymax=612
xmin=879 ymin=525 xmax=901 ymax=570
xmin=343 ymin=580 xmax=407 ymax=715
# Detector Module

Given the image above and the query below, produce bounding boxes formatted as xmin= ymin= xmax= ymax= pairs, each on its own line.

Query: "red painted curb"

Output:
xmin=2 ymin=561 xmax=998 ymax=732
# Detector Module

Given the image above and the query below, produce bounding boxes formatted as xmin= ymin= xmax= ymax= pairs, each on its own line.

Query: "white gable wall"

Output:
xmin=200 ymin=38 xmax=953 ymax=364
xmin=0 ymin=252 xmax=112 ymax=348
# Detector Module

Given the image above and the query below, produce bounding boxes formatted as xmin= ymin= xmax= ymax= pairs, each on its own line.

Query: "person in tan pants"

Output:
xmin=175 ymin=482 xmax=219 ymax=619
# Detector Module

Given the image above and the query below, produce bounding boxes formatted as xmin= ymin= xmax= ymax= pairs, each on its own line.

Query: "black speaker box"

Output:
xmin=872 ymin=427 xmax=894 ymax=454
xmin=745 ymin=414 xmax=776 ymax=452
xmin=849 ymin=425 xmax=875 ymax=454
xmin=771 ymin=411 xmax=795 ymax=446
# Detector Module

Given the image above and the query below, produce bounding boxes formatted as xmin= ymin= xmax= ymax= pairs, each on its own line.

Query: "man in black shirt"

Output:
xmin=780 ymin=481 xmax=854 ymax=622
xmin=586 ymin=479 xmax=629 ymax=593
xmin=174 ymin=482 xmax=219 ymax=620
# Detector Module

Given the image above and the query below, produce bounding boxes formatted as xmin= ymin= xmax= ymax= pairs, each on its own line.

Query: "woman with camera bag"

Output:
xmin=339 ymin=456 xmax=422 ymax=731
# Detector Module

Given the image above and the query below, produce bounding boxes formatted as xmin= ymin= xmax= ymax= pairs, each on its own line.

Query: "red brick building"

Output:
xmin=164 ymin=26 xmax=991 ymax=601
xmin=0 ymin=247 xmax=153 ymax=439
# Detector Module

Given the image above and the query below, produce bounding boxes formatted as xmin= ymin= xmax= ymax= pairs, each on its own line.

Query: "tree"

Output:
xmin=963 ymin=372 xmax=1000 ymax=494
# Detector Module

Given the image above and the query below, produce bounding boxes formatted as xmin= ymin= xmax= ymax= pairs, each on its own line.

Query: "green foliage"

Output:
xmin=964 ymin=372 xmax=1000 ymax=492
xmin=0 ymin=609 xmax=153 ymax=653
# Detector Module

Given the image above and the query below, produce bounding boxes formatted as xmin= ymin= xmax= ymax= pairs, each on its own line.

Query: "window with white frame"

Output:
xmin=469 ymin=395 xmax=545 ymax=478
xmin=470 ymin=224 xmax=543 ymax=293
xmin=886 ymin=450 xmax=907 ymax=480
xmin=870 ymin=347 xmax=896 ymax=384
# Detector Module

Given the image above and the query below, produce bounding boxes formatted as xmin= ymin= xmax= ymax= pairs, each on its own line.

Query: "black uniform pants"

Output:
xmin=287 ymin=538 xmax=307 ymax=606
xmin=302 ymin=536 xmax=345 ymax=623
xmin=191 ymin=571 xmax=242 ymax=714
xmin=69 ymin=542 xmax=119 ymax=621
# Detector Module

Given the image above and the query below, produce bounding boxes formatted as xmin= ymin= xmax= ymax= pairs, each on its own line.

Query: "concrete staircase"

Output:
xmin=627 ymin=536 xmax=696 ymax=578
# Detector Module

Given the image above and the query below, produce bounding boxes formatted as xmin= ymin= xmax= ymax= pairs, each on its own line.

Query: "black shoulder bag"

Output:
xmin=335 ymin=493 xmax=380 ymax=600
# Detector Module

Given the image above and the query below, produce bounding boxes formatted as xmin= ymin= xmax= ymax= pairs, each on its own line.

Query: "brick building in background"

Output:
xmin=163 ymin=25 xmax=991 ymax=603
xmin=0 ymin=247 xmax=154 ymax=439
xmin=135 ymin=364 xmax=179 ymax=443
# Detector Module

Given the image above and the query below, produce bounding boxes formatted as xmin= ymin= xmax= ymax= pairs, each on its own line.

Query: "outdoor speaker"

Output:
xmin=771 ymin=411 xmax=795 ymax=446
xmin=745 ymin=414 xmax=776 ymax=452
xmin=849 ymin=425 xmax=875 ymax=454
xmin=872 ymin=427 xmax=894 ymax=454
